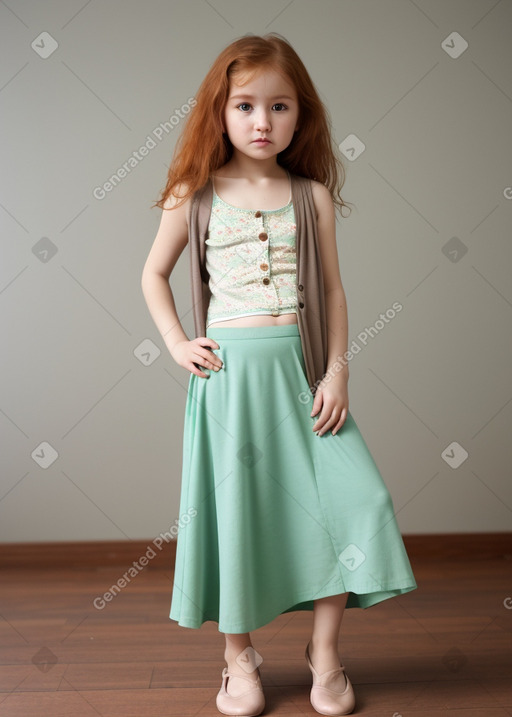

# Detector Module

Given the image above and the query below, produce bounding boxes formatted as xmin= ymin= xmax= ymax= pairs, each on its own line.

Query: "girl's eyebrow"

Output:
xmin=229 ymin=94 xmax=295 ymax=101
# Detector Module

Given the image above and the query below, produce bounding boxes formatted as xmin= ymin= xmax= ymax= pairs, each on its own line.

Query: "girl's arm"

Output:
xmin=309 ymin=181 xmax=349 ymax=436
xmin=141 ymin=190 xmax=223 ymax=378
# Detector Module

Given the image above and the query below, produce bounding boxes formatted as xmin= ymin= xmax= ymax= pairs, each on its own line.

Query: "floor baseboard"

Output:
xmin=0 ymin=533 xmax=510 ymax=569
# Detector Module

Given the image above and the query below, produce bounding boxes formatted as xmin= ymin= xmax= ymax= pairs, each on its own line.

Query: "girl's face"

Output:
xmin=223 ymin=68 xmax=299 ymax=162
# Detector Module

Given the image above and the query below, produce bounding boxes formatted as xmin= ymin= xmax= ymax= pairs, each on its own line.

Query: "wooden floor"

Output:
xmin=0 ymin=536 xmax=511 ymax=716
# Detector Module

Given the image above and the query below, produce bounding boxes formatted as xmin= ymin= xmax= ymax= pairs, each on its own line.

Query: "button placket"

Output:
xmin=259 ymin=213 xmax=281 ymax=315
xmin=257 ymin=213 xmax=269 ymax=286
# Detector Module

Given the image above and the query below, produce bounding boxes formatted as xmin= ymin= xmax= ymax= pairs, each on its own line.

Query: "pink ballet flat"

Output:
xmin=216 ymin=665 xmax=265 ymax=716
xmin=305 ymin=641 xmax=355 ymax=715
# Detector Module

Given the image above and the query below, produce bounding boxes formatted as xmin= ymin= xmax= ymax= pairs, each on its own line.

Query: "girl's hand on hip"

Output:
xmin=310 ymin=374 xmax=349 ymax=436
xmin=170 ymin=338 xmax=223 ymax=378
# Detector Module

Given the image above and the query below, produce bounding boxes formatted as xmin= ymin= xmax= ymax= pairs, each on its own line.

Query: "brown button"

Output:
xmin=258 ymin=232 xmax=268 ymax=241
xmin=298 ymin=283 xmax=304 ymax=291
xmin=262 ymin=277 xmax=270 ymax=285
xmin=298 ymin=301 xmax=304 ymax=308
xmin=260 ymin=262 xmax=269 ymax=271
xmin=255 ymin=211 xmax=262 ymax=218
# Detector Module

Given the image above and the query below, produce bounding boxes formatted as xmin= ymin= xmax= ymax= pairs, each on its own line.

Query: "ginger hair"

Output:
xmin=152 ymin=33 xmax=351 ymax=217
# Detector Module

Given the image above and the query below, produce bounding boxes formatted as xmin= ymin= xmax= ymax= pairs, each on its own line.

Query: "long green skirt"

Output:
xmin=169 ymin=323 xmax=417 ymax=633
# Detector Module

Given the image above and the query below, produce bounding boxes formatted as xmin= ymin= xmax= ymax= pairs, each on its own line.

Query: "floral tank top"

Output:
xmin=205 ymin=173 xmax=298 ymax=328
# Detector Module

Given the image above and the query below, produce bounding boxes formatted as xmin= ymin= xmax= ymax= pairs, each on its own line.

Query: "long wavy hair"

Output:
xmin=153 ymin=33 xmax=352 ymax=217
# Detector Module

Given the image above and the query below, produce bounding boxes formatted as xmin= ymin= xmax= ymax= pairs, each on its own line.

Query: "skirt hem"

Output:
xmin=170 ymin=579 xmax=418 ymax=633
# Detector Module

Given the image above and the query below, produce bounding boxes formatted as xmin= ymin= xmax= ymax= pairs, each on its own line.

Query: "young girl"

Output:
xmin=141 ymin=33 xmax=417 ymax=717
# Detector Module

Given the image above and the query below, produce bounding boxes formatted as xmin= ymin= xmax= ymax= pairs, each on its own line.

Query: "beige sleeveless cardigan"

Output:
xmin=187 ymin=172 xmax=328 ymax=394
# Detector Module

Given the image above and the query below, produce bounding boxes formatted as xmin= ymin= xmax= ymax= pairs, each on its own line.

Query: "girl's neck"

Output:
xmin=211 ymin=165 xmax=292 ymax=211
xmin=217 ymin=153 xmax=286 ymax=181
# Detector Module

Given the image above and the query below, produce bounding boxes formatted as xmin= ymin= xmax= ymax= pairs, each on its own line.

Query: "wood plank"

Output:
xmin=0 ymin=539 xmax=511 ymax=715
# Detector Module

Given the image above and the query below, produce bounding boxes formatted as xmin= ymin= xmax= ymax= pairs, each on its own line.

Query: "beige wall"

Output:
xmin=1 ymin=0 xmax=511 ymax=542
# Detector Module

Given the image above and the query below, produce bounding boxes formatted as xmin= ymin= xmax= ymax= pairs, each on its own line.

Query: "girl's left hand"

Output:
xmin=310 ymin=374 xmax=349 ymax=436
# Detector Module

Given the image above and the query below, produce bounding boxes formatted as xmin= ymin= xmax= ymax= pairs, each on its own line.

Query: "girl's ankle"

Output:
xmin=308 ymin=639 xmax=342 ymax=673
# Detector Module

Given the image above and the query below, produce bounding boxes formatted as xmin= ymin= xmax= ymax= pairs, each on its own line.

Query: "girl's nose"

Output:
xmin=254 ymin=110 xmax=271 ymax=131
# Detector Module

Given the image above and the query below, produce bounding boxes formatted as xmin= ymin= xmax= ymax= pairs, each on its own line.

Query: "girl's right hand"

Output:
xmin=170 ymin=338 xmax=223 ymax=378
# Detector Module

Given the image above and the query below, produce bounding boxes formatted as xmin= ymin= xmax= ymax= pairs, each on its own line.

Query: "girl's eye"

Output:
xmin=235 ymin=103 xmax=288 ymax=112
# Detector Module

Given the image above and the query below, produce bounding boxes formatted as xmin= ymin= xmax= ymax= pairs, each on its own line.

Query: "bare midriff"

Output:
xmin=208 ymin=312 xmax=298 ymax=328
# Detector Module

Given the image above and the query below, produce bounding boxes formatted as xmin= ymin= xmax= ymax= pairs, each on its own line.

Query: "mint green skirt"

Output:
xmin=169 ymin=323 xmax=417 ymax=633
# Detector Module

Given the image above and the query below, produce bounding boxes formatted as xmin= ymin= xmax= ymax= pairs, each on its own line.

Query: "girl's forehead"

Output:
xmin=228 ymin=67 xmax=296 ymax=95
